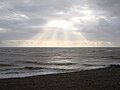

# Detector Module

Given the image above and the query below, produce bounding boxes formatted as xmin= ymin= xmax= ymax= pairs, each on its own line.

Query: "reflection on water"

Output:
xmin=0 ymin=47 xmax=120 ymax=78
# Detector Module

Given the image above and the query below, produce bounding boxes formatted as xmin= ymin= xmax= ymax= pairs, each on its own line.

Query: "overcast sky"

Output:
xmin=0 ymin=0 xmax=120 ymax=47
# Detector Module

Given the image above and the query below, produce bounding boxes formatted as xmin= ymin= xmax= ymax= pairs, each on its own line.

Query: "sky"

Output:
xmin=0 ymin=0 xmax=120 ymax=47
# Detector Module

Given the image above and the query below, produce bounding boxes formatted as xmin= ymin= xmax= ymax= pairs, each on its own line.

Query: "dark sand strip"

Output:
xmin=0 ymin=65 xmax=120 ymax=90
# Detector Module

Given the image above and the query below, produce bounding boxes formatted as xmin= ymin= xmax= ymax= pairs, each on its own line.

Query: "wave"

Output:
xmin=82 ymin=64 xmax=106 ymax=67
xmin=0 ymin=63 xmax=13 ymax=67
xmin=101 ymin=56 xmax=120 ymax=59
xmin=18 ymin=61 xmax=76 ymax=66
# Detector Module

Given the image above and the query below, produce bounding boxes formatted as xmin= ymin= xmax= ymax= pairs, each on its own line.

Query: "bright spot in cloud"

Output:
xmin=24 ymin=0 xmax=31 ymax=3
xmin=81 ymin=9 xmax=96 ymax=21
xmin=81 ymin=16 xmax=92 ymax=21
xmin=70 ymin=7 xmax=98 ymax=22
xmin=69 ymin=17 xmax=81 ymax=23
xmin=81 ymin=10 xmax=93 ymax=15
xmin=56 ymin=11 xmax=65 ymax=15
xmin=2 ymin=13 xmax=29 ymax=21
xmin=45 ymin=20 xmax=76 ymax=30
xmin=0 ymin=28 xmax=6 ymax=33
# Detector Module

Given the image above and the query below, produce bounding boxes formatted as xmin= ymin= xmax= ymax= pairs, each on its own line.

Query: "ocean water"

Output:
xmin=0 ymin=47 xmax=120 ymax=78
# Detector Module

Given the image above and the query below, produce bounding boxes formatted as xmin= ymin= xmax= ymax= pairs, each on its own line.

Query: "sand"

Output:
xmin=0 ymin=65 xmax=120 ymax=90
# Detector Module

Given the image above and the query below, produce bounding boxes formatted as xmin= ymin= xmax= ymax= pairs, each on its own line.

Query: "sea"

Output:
xmin=0 ymin=47 xmax=120 ymax=78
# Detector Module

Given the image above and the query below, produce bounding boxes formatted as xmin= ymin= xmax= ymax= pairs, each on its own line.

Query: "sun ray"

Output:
xmin=50 ymin=29 xmax=60 ymax=40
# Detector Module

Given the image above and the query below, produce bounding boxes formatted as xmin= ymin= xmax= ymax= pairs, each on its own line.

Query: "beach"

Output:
xmin=0 ymin=65 xmax=120 ymax=90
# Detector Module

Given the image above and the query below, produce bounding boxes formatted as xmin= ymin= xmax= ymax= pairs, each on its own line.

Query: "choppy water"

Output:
xmin=0 ymin=47 xmax=120 ymax=78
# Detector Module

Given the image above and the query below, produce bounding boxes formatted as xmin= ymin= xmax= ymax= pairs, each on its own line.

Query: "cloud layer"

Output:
xmin=0 ymin=0 xmax=120 ymax=47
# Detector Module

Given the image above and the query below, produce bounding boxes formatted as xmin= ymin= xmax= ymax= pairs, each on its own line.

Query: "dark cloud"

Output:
xmin=88 ymin=0 xmax=120 ymax=17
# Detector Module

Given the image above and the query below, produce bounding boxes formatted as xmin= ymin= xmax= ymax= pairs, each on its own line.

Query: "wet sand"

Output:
xmin=0 ymin=65 xmax=120 ymax=90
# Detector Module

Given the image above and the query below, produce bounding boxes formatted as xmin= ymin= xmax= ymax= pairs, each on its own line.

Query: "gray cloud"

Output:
xmin=0 ymin=0 xmax=120 ymax=46
xmin=88 ymin=0 xmax=120 ymax=17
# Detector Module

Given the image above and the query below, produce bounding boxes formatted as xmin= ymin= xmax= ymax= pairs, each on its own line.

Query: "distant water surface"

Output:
xmin=0 ymin=47 xmax=120 ymax=78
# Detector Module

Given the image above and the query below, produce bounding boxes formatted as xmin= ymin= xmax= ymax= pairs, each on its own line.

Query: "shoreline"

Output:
xmin=0 ymin=65 xmax=106 ymax=79
xmin=0 ymin=64 xmax=107 ymax=79
xmin=0 ymin=65 xmax=120 ymax=90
